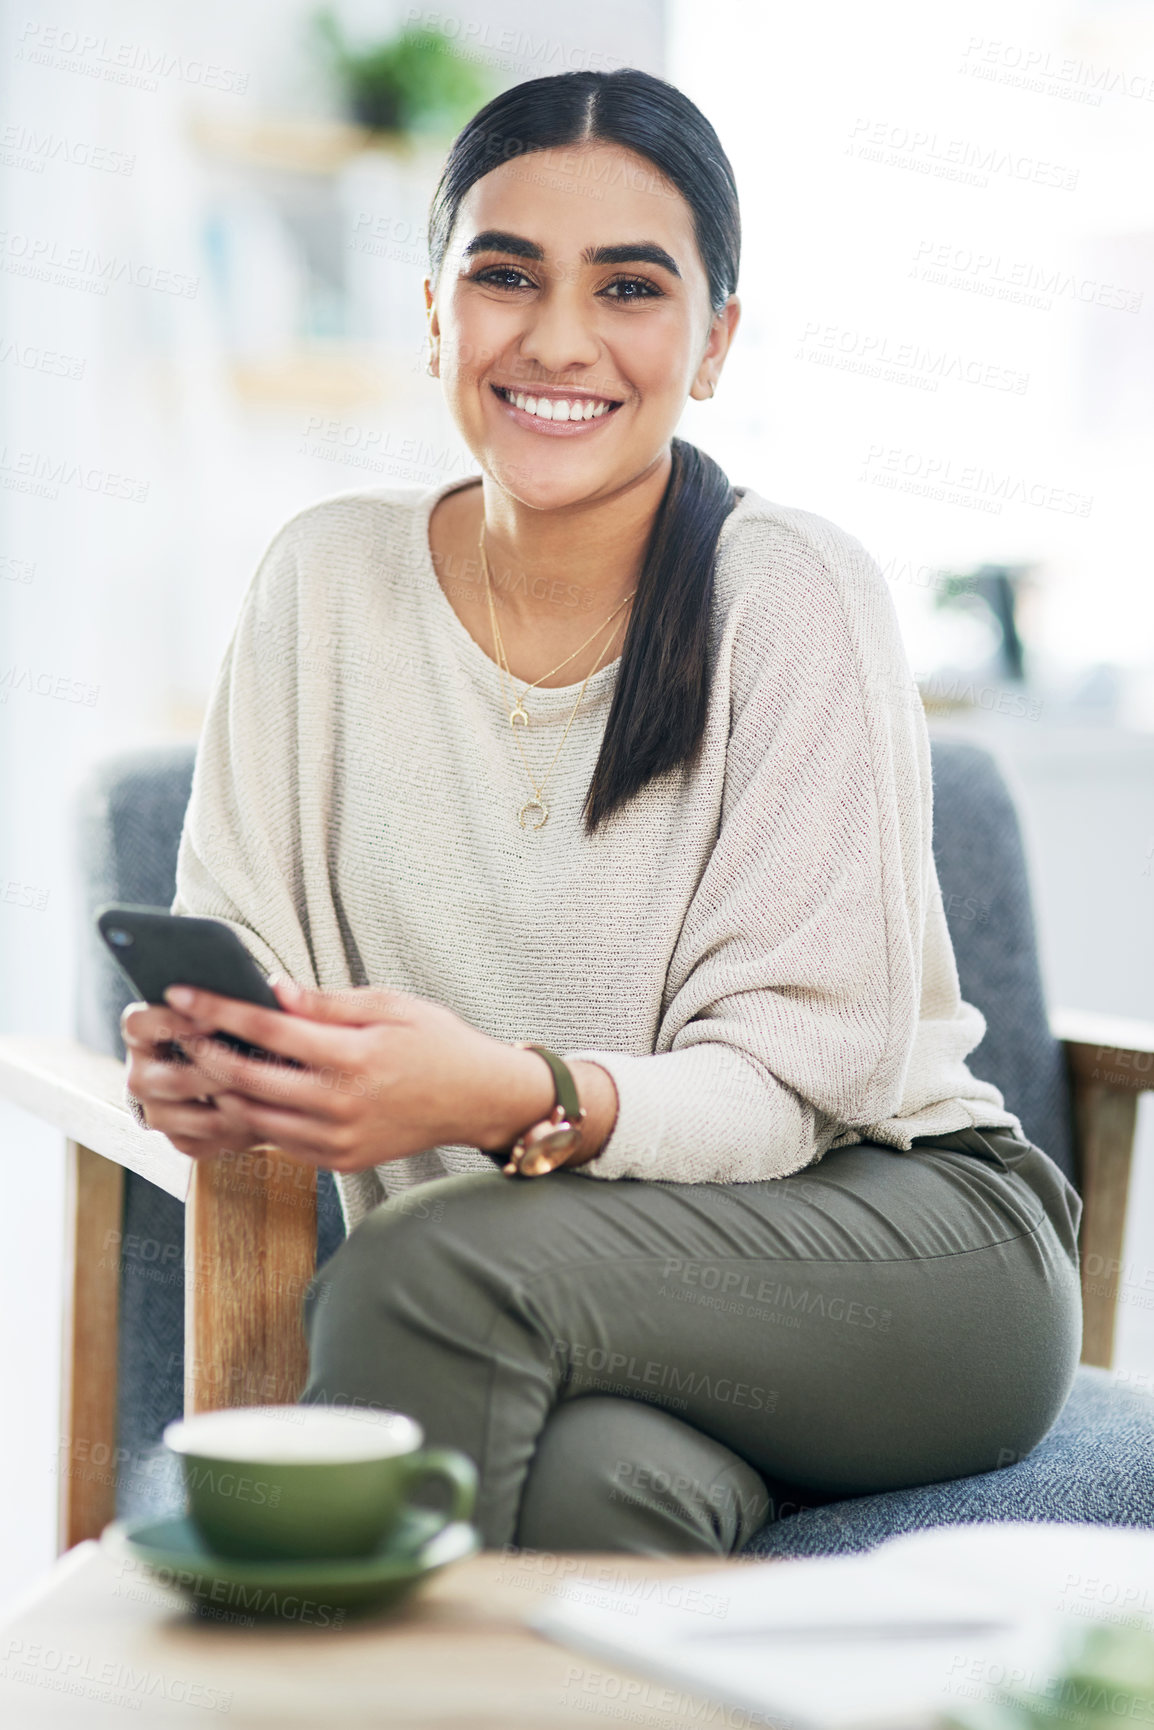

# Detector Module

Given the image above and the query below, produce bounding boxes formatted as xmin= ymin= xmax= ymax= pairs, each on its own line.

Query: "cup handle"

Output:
xmin=400 ymin=1448 xmax=478 ymax=1531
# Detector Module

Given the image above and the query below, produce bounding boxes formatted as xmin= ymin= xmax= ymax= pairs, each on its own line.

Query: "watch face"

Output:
xmin=541 ymin=1126 xmax=582 ymax=1157
xmin=516 ymin=1122 xmax=583 ymax=1175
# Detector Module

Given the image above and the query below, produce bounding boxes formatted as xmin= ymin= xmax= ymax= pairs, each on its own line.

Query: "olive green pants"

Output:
xmin=300 ymin=1125 xmax=1083 ymax=1554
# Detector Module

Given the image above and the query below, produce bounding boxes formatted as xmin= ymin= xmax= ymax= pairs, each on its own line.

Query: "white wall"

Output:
xmin=667 ymin=0 xmax=1154 ymax=722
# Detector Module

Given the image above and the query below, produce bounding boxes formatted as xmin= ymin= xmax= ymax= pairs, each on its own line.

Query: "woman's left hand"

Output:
xmin=156 ymin=979 xmax=541 ymax=1171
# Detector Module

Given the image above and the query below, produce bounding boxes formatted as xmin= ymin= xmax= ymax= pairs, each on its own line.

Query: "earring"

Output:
xmin=425 ymin=349 xmax=436 ymax=377
xmin=709 ymin=381 xmax=716 ymax=398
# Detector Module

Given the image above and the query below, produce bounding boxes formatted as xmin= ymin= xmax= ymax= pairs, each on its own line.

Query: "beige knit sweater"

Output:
xmin=125 ymin=470 xmax=1024 ymax=1233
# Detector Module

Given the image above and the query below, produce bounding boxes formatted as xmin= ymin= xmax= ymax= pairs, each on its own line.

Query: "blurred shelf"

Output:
xmin=919 ymin=693 xmax=973 ymax=717
xmin=188 ymin=114 xmax=440 ymax=174
xmin=164 ymin=698 xmax=206 ymax=737
xmin=228 ymin=346 xmax=421 ymax=406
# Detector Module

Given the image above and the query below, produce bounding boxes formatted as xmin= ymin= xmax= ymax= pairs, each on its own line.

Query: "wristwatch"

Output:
xmin=487 ymin=1044 xmax=587 ymax=1177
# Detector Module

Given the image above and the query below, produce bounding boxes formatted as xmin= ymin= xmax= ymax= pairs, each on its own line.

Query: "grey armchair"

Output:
xmin=1 ymin=736 xmax=1150 ymax=1557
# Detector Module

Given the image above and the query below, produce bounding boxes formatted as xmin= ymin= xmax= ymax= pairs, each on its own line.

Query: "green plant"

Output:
xmin=943 ymin=1621 xmax=1154 ymax=1730
xmin=311 ymin=10 xmax=492 ymax=135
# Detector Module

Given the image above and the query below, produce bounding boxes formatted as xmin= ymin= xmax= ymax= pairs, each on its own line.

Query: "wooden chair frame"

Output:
xmin=1 ymin=1007 xmax=1150 ymax=1553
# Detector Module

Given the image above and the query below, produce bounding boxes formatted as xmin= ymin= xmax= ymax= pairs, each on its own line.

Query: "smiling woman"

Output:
xmin=123 ymin=67 xmax=1084 ymax=1561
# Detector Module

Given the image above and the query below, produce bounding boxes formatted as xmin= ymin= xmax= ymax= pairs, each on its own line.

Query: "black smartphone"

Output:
xmin=96 ymin=903 xmax=304 ymax=1070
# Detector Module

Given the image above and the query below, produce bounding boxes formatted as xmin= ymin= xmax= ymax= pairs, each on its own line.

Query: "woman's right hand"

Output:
xmin=121 ymin=1000 xmax=273 ymax=1159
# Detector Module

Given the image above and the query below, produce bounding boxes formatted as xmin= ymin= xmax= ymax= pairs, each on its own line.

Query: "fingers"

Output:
xmin=145 ymin=1099 xmax=225 ymax=1138
xmin=209 ymin=1093 xmax=359 ymax=1170
xmin=127 ymin=1051 xmax=212 ymax=1106
xmin=121 ymin=998 xmax=200 ymax=1052
xmin=270 ymin=980 xmax=410 ymax=1026
xmin=139 ymin=1085 xmax=384 ymax=1172
xmin=172 ymin=1032 xmax=357 ymax=1125
xmin=126 ymin=1037 xmax=271 ymax=1113
xmin=158 ymin=985 xmax=355 ymax=1069
xmin=126 ymin=1040 xmax=361 ymax=1156
xmin=213 ymin=1083 xmax=347 ymax=1147
xmin=136 ymin=1094 xmax=286 ymax=1161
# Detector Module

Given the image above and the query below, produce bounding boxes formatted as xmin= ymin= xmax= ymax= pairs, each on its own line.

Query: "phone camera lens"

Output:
xmin=107 ymin=928 xmax=133 ymax=947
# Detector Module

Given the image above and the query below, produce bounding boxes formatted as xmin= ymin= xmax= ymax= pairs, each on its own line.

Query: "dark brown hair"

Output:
xmin=428 ymin=69 xmax=740 ymax=832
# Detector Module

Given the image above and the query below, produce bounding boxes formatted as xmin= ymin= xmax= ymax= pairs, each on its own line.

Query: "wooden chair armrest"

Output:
xmin=0 ymin=1033 xmax=189 ymax=1199
xmin=1050 ymin=1008 xmax=1154 ymax=1088
xmin=1050 ymin=1008 xmax=1154 ymax=1369
xmin=2 ymin=1031 xmax=316 ymax=1553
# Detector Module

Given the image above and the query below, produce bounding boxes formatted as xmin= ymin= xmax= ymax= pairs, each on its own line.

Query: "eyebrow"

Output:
xmin=461 ymin=229 xmax=682 ymax=279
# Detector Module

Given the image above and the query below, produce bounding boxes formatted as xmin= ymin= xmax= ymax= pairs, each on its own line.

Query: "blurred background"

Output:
xmin=2 ymin=0 xmax=1153 ymax=1607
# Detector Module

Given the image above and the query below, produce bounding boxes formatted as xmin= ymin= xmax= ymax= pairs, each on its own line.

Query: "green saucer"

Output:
xmin=102 ymin=1506 xmax=481 ymax=1621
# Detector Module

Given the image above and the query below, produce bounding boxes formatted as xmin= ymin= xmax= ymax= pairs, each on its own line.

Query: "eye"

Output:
xmin=468 ymin=265 xmax=535 ymax=290
xmin=600 ymin=276 xmax=664 ymax=301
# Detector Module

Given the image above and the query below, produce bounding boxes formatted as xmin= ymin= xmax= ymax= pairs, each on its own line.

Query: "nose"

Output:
xmin=515 ymin=270 xmax=601 ymax=381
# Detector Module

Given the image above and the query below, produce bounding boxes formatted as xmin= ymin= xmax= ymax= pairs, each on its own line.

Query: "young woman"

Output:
xmin=124 ymin=68 xmax=1083 ymax=1555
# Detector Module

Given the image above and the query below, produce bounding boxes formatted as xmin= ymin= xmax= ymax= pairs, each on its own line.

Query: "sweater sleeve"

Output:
xmin=563 ymin=529 xmax=930 ymax=1184
xmin=120 ymin=519 xmax=323 ymax=1129
xmin=166 ymin=519 xmax=324 ymax=993
xmin=121 ymin=506 xmax=389 ymax=1232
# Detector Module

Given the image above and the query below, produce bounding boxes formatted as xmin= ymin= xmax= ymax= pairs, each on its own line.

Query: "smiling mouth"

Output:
xmin=491 ymin=384 xmax=624 ymax=423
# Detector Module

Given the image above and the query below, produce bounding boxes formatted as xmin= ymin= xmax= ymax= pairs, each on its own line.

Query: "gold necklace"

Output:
xmin=478 ymin=528 xmax=636 ymax=727
xmin=478 ymin=528 xmax=633 ymax=830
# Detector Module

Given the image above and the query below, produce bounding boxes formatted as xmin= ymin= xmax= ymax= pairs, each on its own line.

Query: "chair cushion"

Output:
xmin=742 ymin=1366 xmax=1154 ymax=1558
xmin=929 ymin=738 xmax=1075 ymax=1186
xmin=73 ymin=744 xmax=198 ymax=1062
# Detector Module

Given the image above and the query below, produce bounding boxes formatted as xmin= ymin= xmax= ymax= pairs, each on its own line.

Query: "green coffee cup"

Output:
xmin=163 ymin=1405 xmax=477 ymax=1562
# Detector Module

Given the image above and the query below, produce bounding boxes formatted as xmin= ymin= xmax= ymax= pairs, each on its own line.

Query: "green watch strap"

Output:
xmin=484 ymin=1044 xmax=581 ymax=1163
xmin=524 ymin=1045 xmax=582 ymax=1123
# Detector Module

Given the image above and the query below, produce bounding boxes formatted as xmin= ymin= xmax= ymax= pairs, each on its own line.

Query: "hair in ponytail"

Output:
xmin=427 ymin=68 xmax=741 ymax=833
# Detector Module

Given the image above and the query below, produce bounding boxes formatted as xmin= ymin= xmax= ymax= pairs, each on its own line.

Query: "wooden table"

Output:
xmin=0 ymin=1544 xmax=767 ymax=1729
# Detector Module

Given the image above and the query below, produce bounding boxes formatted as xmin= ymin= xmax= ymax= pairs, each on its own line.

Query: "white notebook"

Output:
xmin=529 ymin=1520 xmax=1154 ymax=1730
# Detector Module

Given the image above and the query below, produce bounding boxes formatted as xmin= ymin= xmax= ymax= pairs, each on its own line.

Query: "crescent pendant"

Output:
xmin=518 ymin=798 xmax=549 ymax=830
xmin=510 ymin=705 xmax=530 ymax=727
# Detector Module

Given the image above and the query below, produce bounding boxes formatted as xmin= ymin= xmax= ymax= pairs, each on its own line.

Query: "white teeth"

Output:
xmin=505 ymin=388 xmax=615 ymax=422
